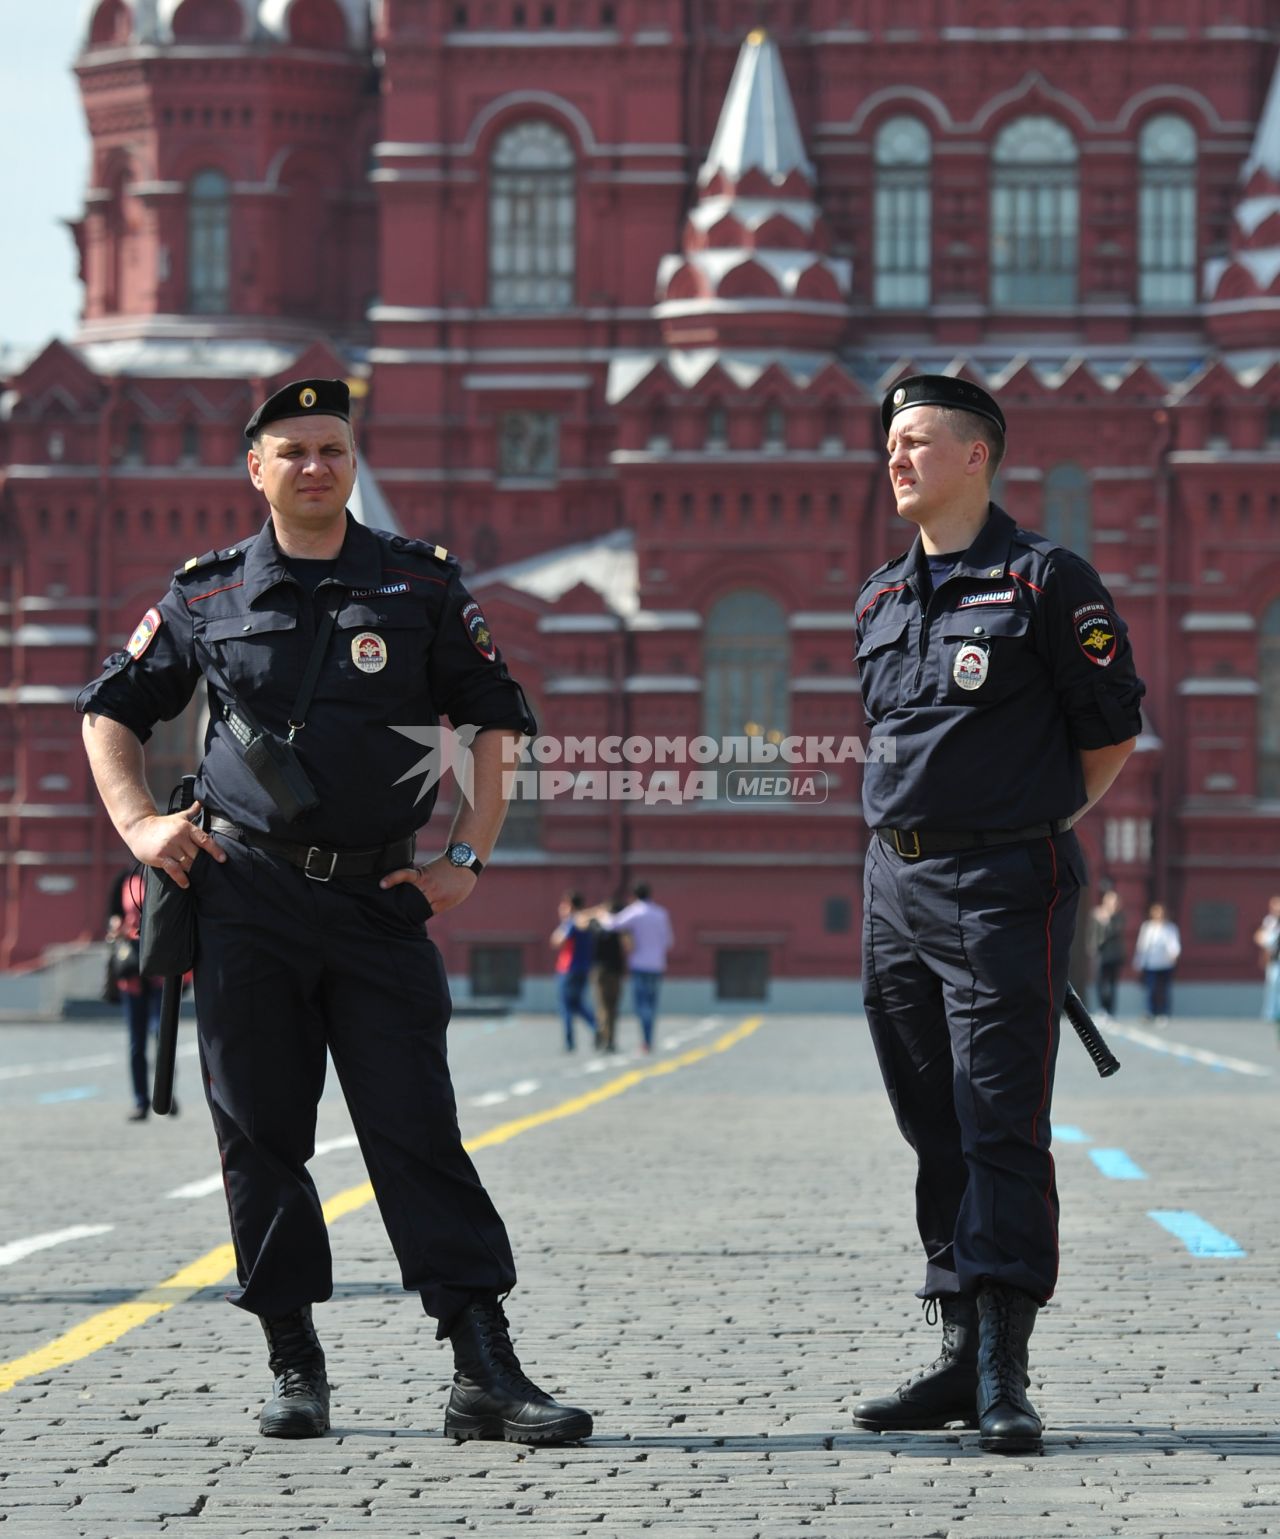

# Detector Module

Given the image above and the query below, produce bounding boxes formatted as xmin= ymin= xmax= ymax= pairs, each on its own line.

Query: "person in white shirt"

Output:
xmin=593 ymin=882 xmax=674 ymax=1053
xmin=1252 ymin=895 xmax=1280 ymax=1028
xmin=1132 ymin=902 xmax=1181 ymax=1025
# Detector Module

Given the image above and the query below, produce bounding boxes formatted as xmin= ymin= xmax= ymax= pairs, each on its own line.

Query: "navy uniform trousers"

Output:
xmin=862 ymin=829 xmax=1084 ymax=1304
xmin=189 ymin=837 xmax=517 ymax=1330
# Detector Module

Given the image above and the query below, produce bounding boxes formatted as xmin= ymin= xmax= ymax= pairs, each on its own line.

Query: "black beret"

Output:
xmin=881 ymin=373 xmax=1006 ymax=436
xmin=244 ymin=378 xmax=351 ymax=441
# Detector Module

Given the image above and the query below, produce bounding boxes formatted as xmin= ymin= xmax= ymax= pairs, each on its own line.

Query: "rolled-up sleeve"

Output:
xmin=75 ymin=584 xmax=201 ymax=743
xmin=1036 ymin=553 xmax=1145 ymax=749
xmin=428 ymin=574 xmax=538 ymax=737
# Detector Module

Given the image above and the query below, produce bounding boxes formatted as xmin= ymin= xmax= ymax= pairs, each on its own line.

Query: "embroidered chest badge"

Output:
xmin=952 ymin=642 xmax=989 ymax=691
xmin=1073 ymin=602 xmax=1117 ymax=667
xmin=352 ymin=632 xmax=388 ymax=673
xmin=125 ymin=607 xmax=163 ymax=660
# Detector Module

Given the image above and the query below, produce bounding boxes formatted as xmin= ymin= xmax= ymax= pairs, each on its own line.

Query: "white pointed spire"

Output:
xmin=1243 ymin=54 xmax=1280 ymax=184
xmin=699 ymin=30 xmax=814 ymax=188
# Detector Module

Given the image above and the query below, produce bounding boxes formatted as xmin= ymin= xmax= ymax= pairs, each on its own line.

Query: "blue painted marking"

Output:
xmin=1148 ymin=1210 xmax=1246 ymax=1258
xmin=1090 ymin=1148 xmax=1147 ymax=1180
xmin=1053 ymin=1125 xmax=1091 ymax=1144
xmin=38 ymin=1086 xmax=100 ymax=1105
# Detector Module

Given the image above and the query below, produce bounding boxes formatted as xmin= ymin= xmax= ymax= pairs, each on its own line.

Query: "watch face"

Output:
xmin=449 ymin=843 xmax=475 ymax=867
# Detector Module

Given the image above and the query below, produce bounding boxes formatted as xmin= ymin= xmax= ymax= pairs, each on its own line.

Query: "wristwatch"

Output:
xmin=446 ymin=841 xmax=484 ymax=876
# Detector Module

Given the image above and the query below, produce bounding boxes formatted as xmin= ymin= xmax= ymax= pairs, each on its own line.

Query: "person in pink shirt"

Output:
xmin=593 ymin=883 xmax=674 ymax=1053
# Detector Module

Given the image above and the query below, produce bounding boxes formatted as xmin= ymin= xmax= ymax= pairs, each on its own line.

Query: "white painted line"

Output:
xmin=509 ymin=1079 xmax=540 ymax=1097
xmin=583 ymin=1058 xmax=609 ymax=1074
xmin=167 ymin=1132 xmax=361 ymax=1200
xmin=1105 ymin=1022 xmax=1273 ymax=1078
xmin=469 ymin=1091 xmax=510 ymax=1108
xmin=0 ymin=1053 xmax=115 ymax=1083
xmin=0 ymin=1225 xmax=114 ymax=1268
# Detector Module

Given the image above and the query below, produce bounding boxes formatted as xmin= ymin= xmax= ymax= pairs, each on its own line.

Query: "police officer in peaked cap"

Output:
xmin=79 ymin=377 xmax=593 ymax=1446
xmin=850 ymin=375 xmax=1144 ymax=1453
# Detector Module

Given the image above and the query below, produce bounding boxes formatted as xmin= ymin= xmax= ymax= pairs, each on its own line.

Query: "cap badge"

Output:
xmin=893 ymin=388 xmax=906 ymax=407
xmin=351 ymin=632 xmax=387 ymax=674
xmin=952 ymin=642 xmax=989 ymax=692
xmin=299 ymin=387 xmax=318 ymax=409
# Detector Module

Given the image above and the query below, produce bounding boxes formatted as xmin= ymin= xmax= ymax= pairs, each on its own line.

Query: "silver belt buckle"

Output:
xmin=304 ymin=846 xmax=338 ymax=882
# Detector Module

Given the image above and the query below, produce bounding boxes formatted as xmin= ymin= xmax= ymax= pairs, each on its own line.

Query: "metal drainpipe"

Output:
xmin=1151 ymin=406 xmax=1175 ymax=908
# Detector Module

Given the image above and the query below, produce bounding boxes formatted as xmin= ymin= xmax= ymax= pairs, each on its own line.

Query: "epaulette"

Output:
xmin=175 ymin=545 xmax=244 ymax=578
xmin=861 ymin=552 xmax=905 ymax=585
xmin=1011 ymin=525 xmax=1061 ymax=559
xmin=387 ymin=534 xmax=457 ymax=568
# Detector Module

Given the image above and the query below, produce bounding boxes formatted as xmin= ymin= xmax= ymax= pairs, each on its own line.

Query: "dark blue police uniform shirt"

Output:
xmin=77 ymin=513 xmax=536 ymax=848
xmin=854 ymin=504 xmax=1144 ymax=832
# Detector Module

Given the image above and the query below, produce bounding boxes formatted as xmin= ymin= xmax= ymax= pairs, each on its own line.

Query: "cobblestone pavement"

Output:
xmin=0 ymin=1006 xmax=1276 ymax=1538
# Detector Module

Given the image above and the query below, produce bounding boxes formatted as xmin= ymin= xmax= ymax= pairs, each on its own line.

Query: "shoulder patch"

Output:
xmin=1074 ymin=602 xmax=1118 ymax=667
xmin=462 ymin=599 xmax=497 ymax=661
xmin=125 ymin=607 xmax=163 ymax=660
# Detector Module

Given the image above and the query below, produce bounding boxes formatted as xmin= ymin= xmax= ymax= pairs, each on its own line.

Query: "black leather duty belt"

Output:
xmin=206 ymin=813 xmax=415 ymax=882
xmin=876 ymin=820 xmax=1073 ymax=861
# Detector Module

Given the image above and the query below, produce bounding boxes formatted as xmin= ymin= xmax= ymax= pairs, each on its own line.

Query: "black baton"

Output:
xmin=151 ymin=976 xmax=182 ymax=1115
xmin=1063 ymin=983 xmax=1120 ymax=1078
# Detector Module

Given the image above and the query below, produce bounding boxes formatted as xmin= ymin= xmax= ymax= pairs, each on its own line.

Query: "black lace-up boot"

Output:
xmin=853 ymin=1295 xmax=979 ymax=1430
xmin=259 ymin=1306 xmax=330 ymax=1439
xmin=976 ymin=1282 xmax=1043 ymax=1454
xmin=445 ymin=1299 xmax=593 ymax=1445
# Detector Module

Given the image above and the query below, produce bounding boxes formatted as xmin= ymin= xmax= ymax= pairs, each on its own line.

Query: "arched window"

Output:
xmin=1261 ymin=598 xmax=1280 ymax=799
xmin=188 ymin=170 xmax=230 ymax=314
xmin=703 ymin=589 xmax=790 ymax=746
xmin=489 ymin=121 xmax=575 ymax=310
xmin=990 ymin=115 xmax=1078 ymax=307
xmin=170 ymin=0 xmax=242 ymax=39
xmin=1043 ymin=464 xmax=1091 ymax=559
xmin=89 ymin=0 xmax=133 ymax=46
xmin=1139 ymin=114 xmax=1197 ymax=309
xmin=874 ymin=116 xmax=931 ymax=308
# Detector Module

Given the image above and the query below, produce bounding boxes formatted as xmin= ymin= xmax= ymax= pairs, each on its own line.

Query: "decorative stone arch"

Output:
xmin=971 ymin=71 xmax=1097 ymax=135
xmin=259 ymin=0 xmax=365 ymax=47
xmin=464 ymin=91 xmax=597 ymax=159
xmin=161 ymin=0 xmax=248 ymax=41
xmin=1116 ymin=84 xmax=1224 ymax=136
xmin=848 ymin=85 xmax=953 ymax=136
xmin=86 ymin=0 xmax=134 ymax=46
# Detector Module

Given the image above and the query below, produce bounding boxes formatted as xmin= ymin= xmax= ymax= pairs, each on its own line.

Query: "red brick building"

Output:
xmin=3 ymin=1 xmax=1279 ymax=1001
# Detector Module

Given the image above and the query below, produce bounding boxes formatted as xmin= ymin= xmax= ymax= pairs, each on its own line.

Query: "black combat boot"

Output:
xmin=853 ymin=1294 xmax=979 ymax=1430
xmin=258 ymin=1306 xmax=330 ymax=1439
xmin=444 ymin=1299 xmax=593 ymax=1446
xmin=975 ymin=1282 xmax=1043 ymax=1454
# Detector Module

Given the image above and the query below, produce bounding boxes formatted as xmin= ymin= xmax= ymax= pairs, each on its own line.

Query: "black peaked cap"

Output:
xmin=244 ymin=378 xmax=351 ymax=441
xmin=881 ymin=373 xmax=1006 ymax=436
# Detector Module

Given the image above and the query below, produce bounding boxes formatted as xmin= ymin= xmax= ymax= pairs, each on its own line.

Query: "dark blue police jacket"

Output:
xmin=76 ymin=513 xmax=536 ymax=848
xmin=854 ymin=505 xmax=1144 ymax=832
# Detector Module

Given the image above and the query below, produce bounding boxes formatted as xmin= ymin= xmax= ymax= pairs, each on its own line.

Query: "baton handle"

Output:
xmin=1063 ymin=983 xmax=1120 ymax=1078
xmin=151 ymin=975 xmax=182 ymax=1115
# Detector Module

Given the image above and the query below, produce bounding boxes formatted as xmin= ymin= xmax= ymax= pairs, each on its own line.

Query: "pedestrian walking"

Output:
xmin=551 ymin=892 xmax=598 ymax=1051
xmin=851 ymin=374 xmax=1144 ymax=1454
xmin=78 ymin=377 xmax=592 ymax=1446
xmin=592 ymin=883 xmax=674 ymax=1053
xmin=590 ymin=901 xmax=628 ymax=1052
xmin=1087 ymin=888 xmax=1126 ymax=1020
xmin=1252 ymin=895 xmax=1280 ymax=1027
xmin=1133 ymin=902 xmax=1181 ymax=1025
xmin=105 ymin=868 xmax=171 ymax=1121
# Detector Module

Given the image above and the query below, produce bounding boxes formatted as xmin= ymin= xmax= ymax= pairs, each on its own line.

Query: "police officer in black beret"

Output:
xmin=851 ymin=375 xmax=1144 ymax=1454
xmin=79 ymin=378 xmax=592 ymax=1446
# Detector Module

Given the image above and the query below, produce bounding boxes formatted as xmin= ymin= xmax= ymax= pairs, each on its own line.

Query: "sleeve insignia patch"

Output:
xmin=125 ymin=607 xmax=163 ymax=660
xmin=462 ymin=600 xmax=496 ymax=662
xmin=1074 ymin=602 xmax=1117 ymax=667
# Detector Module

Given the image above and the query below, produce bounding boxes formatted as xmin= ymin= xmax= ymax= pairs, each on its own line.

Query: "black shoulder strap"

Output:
xmin=196 ymin=590 xmax=341 ymax=746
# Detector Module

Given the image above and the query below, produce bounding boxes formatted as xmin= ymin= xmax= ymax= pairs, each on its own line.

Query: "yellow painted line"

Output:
xmin=0 ymin=1015 xmax=763 ymax=1395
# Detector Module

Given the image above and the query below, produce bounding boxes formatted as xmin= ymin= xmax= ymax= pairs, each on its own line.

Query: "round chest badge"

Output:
xmin=953 ymin=643 xmax=989 ymax=691
xmin=351 ymin=632 xmax=387 ymax=673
